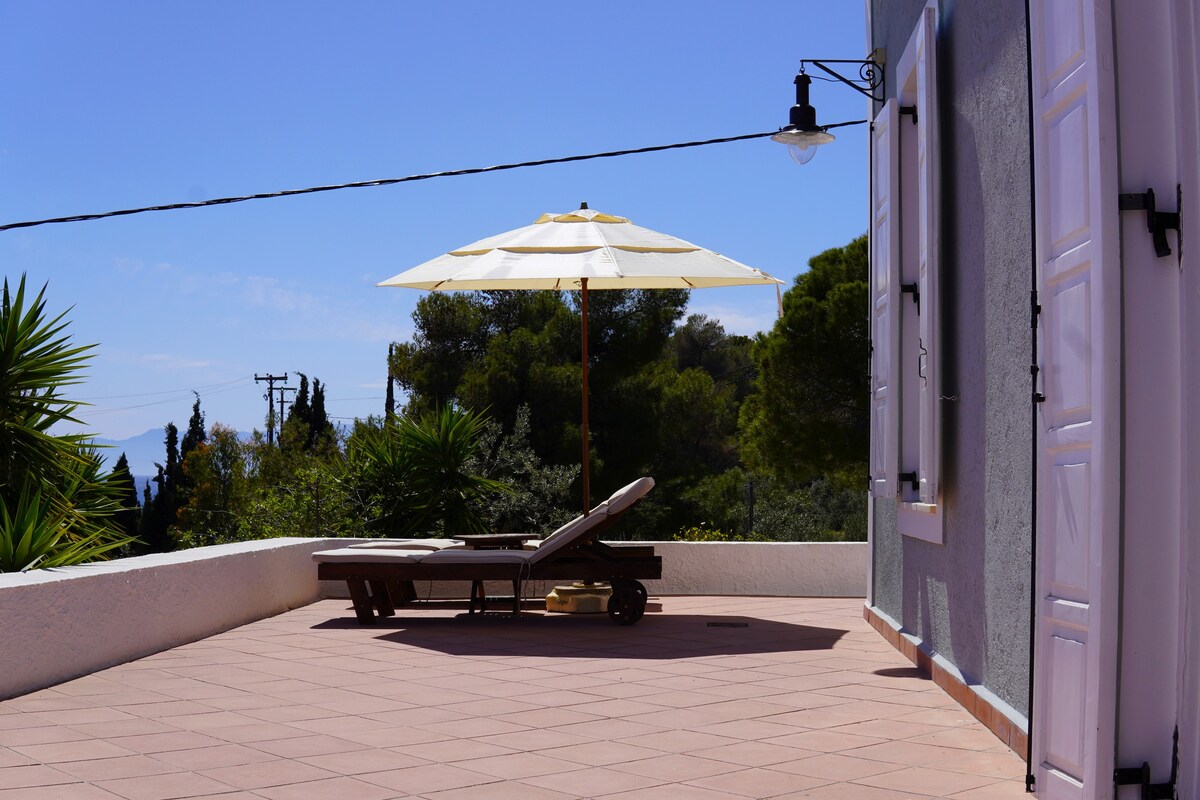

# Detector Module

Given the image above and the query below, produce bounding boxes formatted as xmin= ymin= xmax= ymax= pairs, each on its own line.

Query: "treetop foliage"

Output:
xmin=740 ymin=235 xmax=869 ymax=483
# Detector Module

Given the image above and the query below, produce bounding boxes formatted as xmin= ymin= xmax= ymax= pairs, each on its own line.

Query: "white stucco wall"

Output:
xmin=2 ymin=538 xmax=867 ymax=700
xmin=0 ymin=538 xmax=340 ymax=700
xmin=643 ymin=541 xmax=867 ymax=597
xmin=318 ymin=541 xmax=869 ymax=599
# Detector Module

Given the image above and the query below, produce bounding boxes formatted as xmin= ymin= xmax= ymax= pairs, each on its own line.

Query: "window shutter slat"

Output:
xmin=915 ymin=7 xmax=940 ymax=505
xmin=870 ymin=99 xmax=901 ymax=498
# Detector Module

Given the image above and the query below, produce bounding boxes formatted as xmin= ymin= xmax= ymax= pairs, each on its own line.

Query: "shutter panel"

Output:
xmin=914 ymin=6 xmax=940 ymax=506
xmin=870 ymin=100 xmax=901 ymax=499
xmin=1030 ymin=0 xmax=1121 ymax=796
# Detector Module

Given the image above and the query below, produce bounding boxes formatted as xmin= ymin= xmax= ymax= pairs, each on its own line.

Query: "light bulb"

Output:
xmin=771 ymin=128 xmax=836 ymax=166
xmin=787 ymin=143 xmax=818 ymax=165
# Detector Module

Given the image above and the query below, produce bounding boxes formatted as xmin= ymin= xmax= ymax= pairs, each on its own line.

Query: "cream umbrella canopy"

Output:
xmin=378 ymin=204 xmax=784 ymax=515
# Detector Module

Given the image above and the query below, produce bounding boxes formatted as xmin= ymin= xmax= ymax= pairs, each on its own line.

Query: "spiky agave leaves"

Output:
xmin=0 ymin=275 xmax=96 ymax=489
xmin=0 ymin=466 xmax=135 ymax=572
xmin=0 ymin=275 xmax=136 ymax=571
xmin=349 ymin=405 xmax=511 ymax=538
xmin=396 ymin=405 xmax=512 ymax=535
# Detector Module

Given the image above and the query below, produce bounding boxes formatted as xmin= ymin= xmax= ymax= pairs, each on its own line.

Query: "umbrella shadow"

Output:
xmin=311 ymin=606 xmax=847 ymax=659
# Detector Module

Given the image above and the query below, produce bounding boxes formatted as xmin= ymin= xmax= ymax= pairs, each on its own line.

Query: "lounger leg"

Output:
xmin=369 ymin=580 xmax=395 ymax=617
xmin=469 ymin=580 xmax=484 ymax=614
xmin=512 ymin=579 xmax=521 ymax=614
xmin=386 ymin=579 xmax=416 ymax=606
xmin=346 ymin=579 xmax=377 ymax=625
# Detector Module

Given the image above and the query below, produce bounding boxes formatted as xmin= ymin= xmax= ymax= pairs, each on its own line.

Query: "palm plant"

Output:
xmin=347 ymin=405 xmax=511 ymax=537
xmin=0 ymin=276 xmax=135 ymax=571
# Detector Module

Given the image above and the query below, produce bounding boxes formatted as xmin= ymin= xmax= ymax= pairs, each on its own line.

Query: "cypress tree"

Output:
xmin=290 ymin=373 xmax=311 ymax=428
xmin=111 ymin=453 xmax=140 ymax=540
xmin=385 ymin=344 xmax=396 ymax=420
xmin=137 ymin=423 xmax=180 ymax=554
xmin=309 ymin=378 xmax=334 ymax=450
xmin=180 ymin=394 xmax=206 ymax=461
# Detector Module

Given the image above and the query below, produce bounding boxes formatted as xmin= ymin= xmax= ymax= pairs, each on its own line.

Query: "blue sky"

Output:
xmin=1 ymin=2 xmax=870 ymax=445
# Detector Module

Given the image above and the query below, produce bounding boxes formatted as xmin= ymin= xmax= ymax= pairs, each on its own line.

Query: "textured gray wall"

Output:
xmin=869 ymin=0 xmax=1032 ymax=717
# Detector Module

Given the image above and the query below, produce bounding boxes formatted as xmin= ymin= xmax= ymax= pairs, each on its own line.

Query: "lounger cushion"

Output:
xmin=417 ymin=549 xmax=533 ymax=564
xmin=605 ymin=477 xmax=655 ymax=516
xmin=346 ymin=539 xmax=461 ymax=550
xmin=528 ymin=508 xmax=611 ymax=563
xmin=312 ymin=548 xmax=427 ymax=564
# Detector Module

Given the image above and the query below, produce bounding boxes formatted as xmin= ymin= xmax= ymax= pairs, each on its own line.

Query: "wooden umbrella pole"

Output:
xmin=580 ymin=278 xmax=590 ymax=516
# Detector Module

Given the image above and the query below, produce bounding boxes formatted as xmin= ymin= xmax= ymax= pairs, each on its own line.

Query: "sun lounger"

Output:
xmin=313 ymin=477 xmax=660 ymax=625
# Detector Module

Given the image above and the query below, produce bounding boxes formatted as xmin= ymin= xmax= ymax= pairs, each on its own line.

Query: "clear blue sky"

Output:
xmin=1 ymin=1 xmax=869 ymax=447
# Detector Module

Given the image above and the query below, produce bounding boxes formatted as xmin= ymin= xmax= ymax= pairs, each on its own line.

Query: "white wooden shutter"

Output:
xmin=870 ymin=99 xmax=900 ymax=499
xmin=914 ymin=6 xmax=940 ymax=506
xmin=1030 ymin=1 xmax=1121 ymax=797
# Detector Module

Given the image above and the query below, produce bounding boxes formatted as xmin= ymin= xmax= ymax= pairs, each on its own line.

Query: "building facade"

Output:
xmin=864 ymin=1 xmax=1200 ymax=797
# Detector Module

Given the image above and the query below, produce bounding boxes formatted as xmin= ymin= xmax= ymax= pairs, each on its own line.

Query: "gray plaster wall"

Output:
xmin=869 ymin=0 xmax=1033 ymax=718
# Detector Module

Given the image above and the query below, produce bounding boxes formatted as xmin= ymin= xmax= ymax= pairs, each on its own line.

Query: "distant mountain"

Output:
xmin=95 ymin=429 xmax=252 ymax=476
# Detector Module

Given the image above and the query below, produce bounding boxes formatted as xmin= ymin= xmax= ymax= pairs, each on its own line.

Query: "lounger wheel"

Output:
xmin=607 ymin=579 xmax=647 ymax=625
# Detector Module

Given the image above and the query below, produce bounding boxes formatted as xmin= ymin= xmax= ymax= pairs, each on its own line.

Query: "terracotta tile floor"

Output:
xmin=0 ymin=596 xmax=1030 ymax=799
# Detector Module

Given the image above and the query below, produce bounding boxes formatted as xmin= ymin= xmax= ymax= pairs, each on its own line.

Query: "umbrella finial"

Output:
xmin=579 ymin=201 xmax=588 ymax=210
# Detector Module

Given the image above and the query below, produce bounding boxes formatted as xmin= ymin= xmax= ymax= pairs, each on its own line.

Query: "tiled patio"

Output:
xmin=0 ymin=596 xmax=1027 ymax=799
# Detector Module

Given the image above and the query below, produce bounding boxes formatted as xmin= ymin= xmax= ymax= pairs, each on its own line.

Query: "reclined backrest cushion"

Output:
xmin=603 ymin=477 xmax=655 ymax=517
xmin=527 ymin=509 xmax=610 ymax=563
xmin=529 ymin=478 xmax=654 ymax=564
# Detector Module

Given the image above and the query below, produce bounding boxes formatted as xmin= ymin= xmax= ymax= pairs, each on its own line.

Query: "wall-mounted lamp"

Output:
xmin=771 ymin=72 xmax=836 ymax=165
xmin=772 ymin=57 xmax=881 ymax=164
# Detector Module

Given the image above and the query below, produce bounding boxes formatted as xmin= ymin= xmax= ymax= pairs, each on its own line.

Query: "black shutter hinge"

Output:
xmin=898 ymin=471 xmax=918 ymax=492
xmin=1114 ymin=727 xmax=1178 ymax=800
xmin=1025 ymin=773 xmax=1035 ymax=792
xmin=899 ymin=105 xmax=918 ymax=124
xmin=1030 ymin=290 xmax=1041 ymax=328
xmin=1113 ymin=762 xmax=1174 ymax=799
xmin=1119 ymin=185 xmax=1181 ymax=259
xmin=901 ymin=283 xmax=921 ymax=315
xmin=1033 ymin=392 xmax=1046 ymax=404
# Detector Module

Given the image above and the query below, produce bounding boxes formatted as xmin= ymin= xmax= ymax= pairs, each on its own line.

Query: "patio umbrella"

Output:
xmin=379 ymin=203 xmax=783 ymax=515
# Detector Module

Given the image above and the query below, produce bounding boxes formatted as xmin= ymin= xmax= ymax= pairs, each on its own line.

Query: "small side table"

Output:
xmin=452 ymin=534 xmax=532 ymax=614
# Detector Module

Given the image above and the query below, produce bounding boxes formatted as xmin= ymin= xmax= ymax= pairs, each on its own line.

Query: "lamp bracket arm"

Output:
xmin=802 ymin=59 xmax=884 ymax=103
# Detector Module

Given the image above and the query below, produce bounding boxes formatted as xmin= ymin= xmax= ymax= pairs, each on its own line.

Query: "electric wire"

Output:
xmin=76 ymin=379 xmax=253 ymax=416
xmin=0 ymin=131 xmax=780 ymax=233
xmin=76 ymin=376 xmax=253 ymax=401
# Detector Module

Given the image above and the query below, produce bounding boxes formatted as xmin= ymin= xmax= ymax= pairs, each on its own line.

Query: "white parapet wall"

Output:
xmin=2 ymin=538 xmax=867 ymax=699
xmin=642 ymin=541 xmax=868 ymax=597
xmin=318 ymin=541 xmax=869 ymax=600
xmin=0 ymin=538 xmax=341 ymax=700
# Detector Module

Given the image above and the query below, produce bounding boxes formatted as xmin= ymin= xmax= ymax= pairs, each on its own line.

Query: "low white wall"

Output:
xmin=2 ymin=538 xmax=867 ymax=699
xmin=318 ymin=541 xmax=869 ymax=600
xmin=0 ymin=538 xmax=340 ymax=700
xmin=643 ymin=541 xmax=867 ymax=597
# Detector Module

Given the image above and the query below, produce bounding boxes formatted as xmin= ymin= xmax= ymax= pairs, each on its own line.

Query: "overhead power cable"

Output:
xmin=0 ymin=131 xmax=779 ymax=232
xmin=76 ymin=376 xmax=252 ymax=401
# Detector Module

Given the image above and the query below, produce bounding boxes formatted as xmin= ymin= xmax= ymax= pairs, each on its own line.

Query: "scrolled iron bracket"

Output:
xmin=801 ymin=58 xmax=884 ymax=103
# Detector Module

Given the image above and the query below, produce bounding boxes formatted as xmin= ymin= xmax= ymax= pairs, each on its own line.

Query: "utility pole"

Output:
xmin=254 ymin=373 xmax=287 ymax=445
xmin=277 ymin=386 xmax=296 ymax=441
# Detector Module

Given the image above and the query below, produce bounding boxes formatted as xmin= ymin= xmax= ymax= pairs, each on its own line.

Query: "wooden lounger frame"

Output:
xmin=318 ymin=513 xmax=661 ymax=625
